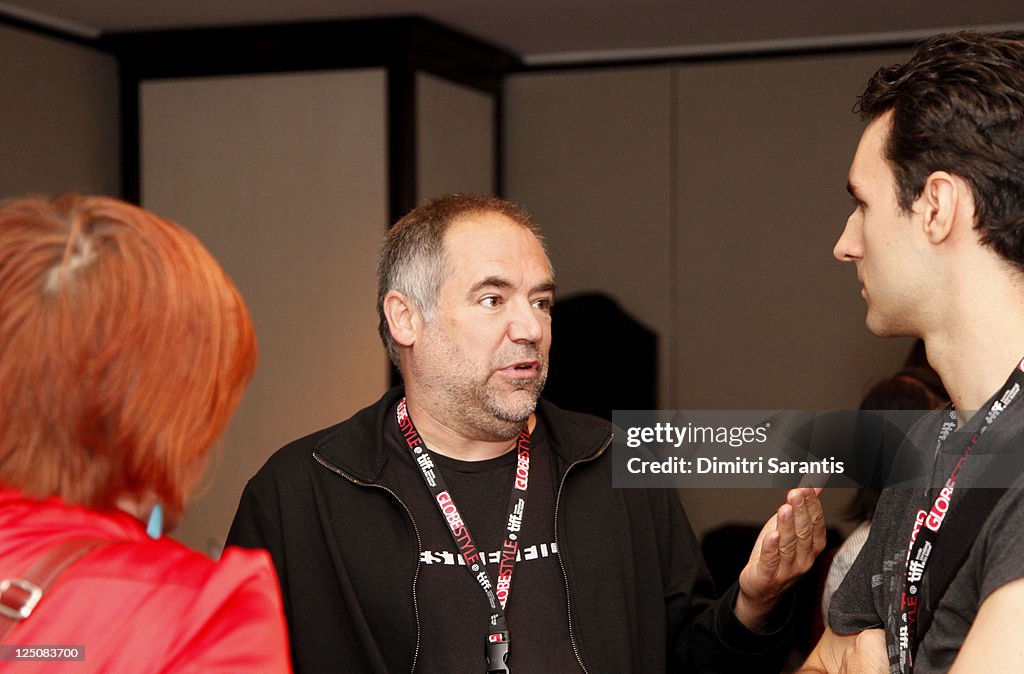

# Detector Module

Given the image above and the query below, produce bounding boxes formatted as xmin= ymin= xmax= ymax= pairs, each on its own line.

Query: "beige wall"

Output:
xmin=0 ymin=24 xmax=119 ymax=198
xmin=416 ymin=72 xmax=496 ymax=199
xmin=506 ymin=66 xmax=675 ymax=405
xmin=505 ymin=50 xmax=915 ymax=539
xmin=672 ymin=52 xmax=912 ymax=411
xmin=140 ymin=69 xmax=390 ymax=554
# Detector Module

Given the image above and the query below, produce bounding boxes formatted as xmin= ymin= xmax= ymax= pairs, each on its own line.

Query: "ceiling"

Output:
xmin=1 ymin=0 xmax=1023 ymax=66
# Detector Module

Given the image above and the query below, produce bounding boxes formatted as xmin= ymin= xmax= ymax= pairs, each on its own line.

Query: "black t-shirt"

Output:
xmin=385 ymin=407 xmax=581 ymax=673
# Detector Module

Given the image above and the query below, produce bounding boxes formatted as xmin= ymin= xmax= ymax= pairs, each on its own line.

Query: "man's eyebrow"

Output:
xmin=532 ymin=281 xmax=557 ymax=295
xmin=467 ymin=277 xmax=557 ymax=295
xmin=468 ymin=276 xmax=513 ymax=294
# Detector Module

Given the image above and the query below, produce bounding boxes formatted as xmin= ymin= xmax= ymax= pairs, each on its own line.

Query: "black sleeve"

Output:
xmin=226 ymin=478 xmax=291 ymax=618
xmin=662 ymin=489 xmax=793 ymax=673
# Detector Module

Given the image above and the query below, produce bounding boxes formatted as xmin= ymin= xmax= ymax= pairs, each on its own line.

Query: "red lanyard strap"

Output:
xmin=897 ymin=359 xmax=1024 ymax=672
xmin=396 ymin=398 xmax=530 ymax=674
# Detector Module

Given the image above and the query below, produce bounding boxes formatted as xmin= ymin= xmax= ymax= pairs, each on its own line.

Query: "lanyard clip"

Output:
xmin=486 ymin=633 xmax=510 ymax=674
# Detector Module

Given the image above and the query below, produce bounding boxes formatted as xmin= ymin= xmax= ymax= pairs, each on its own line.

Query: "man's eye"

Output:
xmin=480 ymin=296 xmax=501 ymax=308
xmin=532 ymin=298 xmax=553 ymax=312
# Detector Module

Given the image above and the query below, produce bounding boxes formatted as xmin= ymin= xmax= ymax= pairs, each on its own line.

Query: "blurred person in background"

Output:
xmin=0 ymin=195 xmax=290 ymax=672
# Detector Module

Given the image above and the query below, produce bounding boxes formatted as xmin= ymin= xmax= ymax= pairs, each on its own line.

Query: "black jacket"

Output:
xmin=227 ymin=388 xmax=790 ymax=673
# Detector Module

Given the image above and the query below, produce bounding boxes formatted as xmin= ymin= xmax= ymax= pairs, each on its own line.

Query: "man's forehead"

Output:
xmin=444 ymin=213 xmax=543 ymax=255
xmin=447 ymin=210 xmax=525 ymax=236
xmin=440 ymin=215 xmax=553 ymax=285
xmin=848 ymin=113 xmax=891 ymax=181
xmin=856 ymin=114 xmax=891 ymax=160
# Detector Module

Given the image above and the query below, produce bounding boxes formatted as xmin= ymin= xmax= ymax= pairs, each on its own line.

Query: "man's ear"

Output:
xmin=383 ymin=290 xmax=421 ymax=348
xmin=920 ymin=171 xmax=972 ymax=244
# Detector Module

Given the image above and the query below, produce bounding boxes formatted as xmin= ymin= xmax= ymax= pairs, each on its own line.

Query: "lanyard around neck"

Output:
xmin=396 ymin=398 xmax=531 ymax=674
xmin=897 ymin=359 xmax=1024 ymax=673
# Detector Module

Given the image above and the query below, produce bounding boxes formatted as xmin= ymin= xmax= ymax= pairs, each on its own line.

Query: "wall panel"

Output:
xmin=505 ymin=66 xmax=674 ymax=407
xmin=672 ymin=50 xmax=913 ymax=411
xmin=141 ymin=69 xmax=389 ymax=553
xmin=0 ymin=24 xmax=119 ymax=198
xmin=417 ymin=72 xmax=496 ymax=199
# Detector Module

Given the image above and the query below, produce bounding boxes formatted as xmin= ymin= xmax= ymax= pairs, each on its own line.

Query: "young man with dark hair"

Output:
xmin=802 ymin=32 xmax=1024 ymax=674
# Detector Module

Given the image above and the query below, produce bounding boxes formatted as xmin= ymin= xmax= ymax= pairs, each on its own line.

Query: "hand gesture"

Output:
xmin=735 ymin=487 xmax=826 ymax=630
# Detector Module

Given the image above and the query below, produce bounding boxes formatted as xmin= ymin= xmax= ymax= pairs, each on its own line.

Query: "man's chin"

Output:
xmin=865 ymin=312 xmax=915 ymax=339
xmin=490 ymin=391 xmax=540 ymax=424
xmin=494 ymin=403 xmax=538 ymax=425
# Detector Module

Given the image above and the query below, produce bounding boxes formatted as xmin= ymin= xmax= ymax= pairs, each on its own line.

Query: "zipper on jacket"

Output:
xmin=553 ymin=433 xmax=613 ymax=674
xmin=313 ymin=451 xmax=423 ymax=674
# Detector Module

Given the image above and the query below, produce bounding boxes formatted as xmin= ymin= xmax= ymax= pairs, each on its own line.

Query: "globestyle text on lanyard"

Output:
xmin=396 ymin=398 xmax=531 ymax=674
xmin=897 ymin=358 xmax=1024 ymax=673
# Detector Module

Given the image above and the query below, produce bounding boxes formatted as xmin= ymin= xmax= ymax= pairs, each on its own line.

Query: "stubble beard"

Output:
xmin=411 ymin=310 xmax=553 ymax=438
xmin=415 ymin=345 xmax=549 ymax=441
xmin=448 ymin=357 xmax=548 ymax=440
xmin=483 ymin=364 xmax=548 ymax=425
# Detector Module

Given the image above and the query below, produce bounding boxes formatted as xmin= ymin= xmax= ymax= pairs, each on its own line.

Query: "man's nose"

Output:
xmin=834 ymin=213 xmax=863 ymax=262
xmin=508 ymin=300 xmax=544 ymax=343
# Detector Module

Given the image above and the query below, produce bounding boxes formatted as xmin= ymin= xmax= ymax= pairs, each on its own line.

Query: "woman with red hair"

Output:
xmin=0 ymin=195 xmax=289 ymax=671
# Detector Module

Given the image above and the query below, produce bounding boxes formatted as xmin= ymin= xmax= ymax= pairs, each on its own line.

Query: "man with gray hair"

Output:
xmin=229 ymin=193 xmax=825 ymax=673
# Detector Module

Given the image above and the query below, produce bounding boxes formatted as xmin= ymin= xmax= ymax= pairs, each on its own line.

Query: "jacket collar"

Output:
xmin=536 ymin=398 xmax=613 ymax=465
xmin=312 ymin=387 xmax=613 ymax=484
xmin=311 ymin=386 xmax=405 ymax=484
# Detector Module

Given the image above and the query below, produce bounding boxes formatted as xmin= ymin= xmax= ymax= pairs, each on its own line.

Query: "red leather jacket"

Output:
xmin=0 ymin=489 xmax=291 ymax=672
